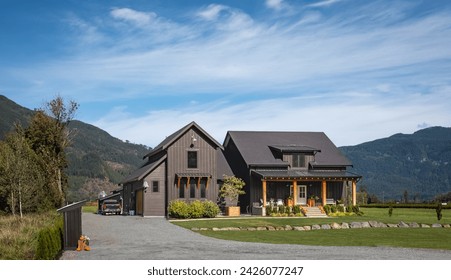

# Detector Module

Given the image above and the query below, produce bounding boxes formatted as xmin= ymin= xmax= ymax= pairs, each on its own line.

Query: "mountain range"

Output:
xmin=1 ymin=95 xmax=450 ymax=202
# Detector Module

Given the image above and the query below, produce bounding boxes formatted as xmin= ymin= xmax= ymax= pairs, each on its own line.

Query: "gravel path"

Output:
xmin=60 ymin=213 xmax=451 ymax=260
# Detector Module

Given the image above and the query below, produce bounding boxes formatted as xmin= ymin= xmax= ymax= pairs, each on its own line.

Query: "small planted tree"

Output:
xmin=219 ymin=175 xmax=246 ymax=207
xmin=436 ymin=202 xmax=443 ymax=221
xmin=388 ymin=204 xmax=393 ymax=217
xmin=219 ymin=175 xmax=245 ymax=216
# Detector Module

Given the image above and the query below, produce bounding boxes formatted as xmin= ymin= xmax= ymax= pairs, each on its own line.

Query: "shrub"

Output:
xmin=323 ymin=205 xmax=331 ymax=215
xmin=189 ymin=200 xmax=205 ymax=219
xmin=202 ymin=200 xmax=220 ymax=218
xmin=293 ymin=205 xmax=301 ymax=214
xmin=35 ymin=217 xmax=63 ymax=260
xmin=436 ymin=203 xmax=443 ymax=221
xmin=388 ymin=204 xmax=393 ymax=217
xmin=278 ymin=205 xmax=285 ymax=214
xmin=330 ymin=205 xmax=337 ymax=213
xmin=337 ymin=205 xmax=345 ymax=213
xmin=168 ymin=200 xmax=190 ymax=219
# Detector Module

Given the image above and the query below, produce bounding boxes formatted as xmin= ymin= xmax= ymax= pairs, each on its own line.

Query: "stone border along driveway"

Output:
xmin=192 ymin=220 xmax=451 ymax=231
xmin=60 ymin=213 xmax=451 ymax=260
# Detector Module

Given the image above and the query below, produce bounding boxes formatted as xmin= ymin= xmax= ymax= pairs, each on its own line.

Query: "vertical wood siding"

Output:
xmin=143 ymin=161 xmax=166 ymax=216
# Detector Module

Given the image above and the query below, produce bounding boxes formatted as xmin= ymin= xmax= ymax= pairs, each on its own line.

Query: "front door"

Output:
xmin=298 ymin=185 xmax=307 ymax=205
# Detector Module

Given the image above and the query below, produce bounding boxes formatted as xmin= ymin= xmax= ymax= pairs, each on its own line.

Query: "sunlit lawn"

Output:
xmin=171 ymin=208 xmax=451 ymax=250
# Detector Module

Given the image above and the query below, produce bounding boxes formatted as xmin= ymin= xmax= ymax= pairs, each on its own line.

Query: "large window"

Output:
xmin=190 ymin=181 xmax=196 ymax=198
xmin=292 ymin=154 xmax=306 ymax=168
xmin=179 ymin=179 xmax=185 ymax=198
xmin=200 ymin=178 xmax=206 ymax=198
xmin=187 ymin=151 xmax=198 ymax=168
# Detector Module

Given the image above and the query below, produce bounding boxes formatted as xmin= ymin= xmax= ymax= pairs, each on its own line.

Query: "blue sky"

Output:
xmin=1 ymin=0 xmax=451 ymax=147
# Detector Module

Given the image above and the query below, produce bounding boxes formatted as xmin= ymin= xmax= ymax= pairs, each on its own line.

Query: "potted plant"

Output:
xmin=286 ymin=195 xmax=294 ymax=207
xmin=308 ymin=195 xmax=319 ymax=207
xmin=219 ymin=175 xmax=246 ymax=216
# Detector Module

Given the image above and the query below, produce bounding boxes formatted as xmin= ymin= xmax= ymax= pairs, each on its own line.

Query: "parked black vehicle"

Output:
xmin=100 ymin=199 xmax=122 ymax=215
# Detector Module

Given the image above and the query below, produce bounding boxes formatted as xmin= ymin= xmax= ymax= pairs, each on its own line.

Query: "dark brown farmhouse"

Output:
xmin=120 ymin=121 xmax=232 ymax=216
xmin=222 ymin=131 xmax=361 ymax=214
xmin=120 ymin=122 xmax=360 ymax=216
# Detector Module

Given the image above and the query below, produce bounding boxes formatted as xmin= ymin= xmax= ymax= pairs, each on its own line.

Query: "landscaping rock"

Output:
xmin=341 ymin=222 xmax=349 ymax=229
xmin=246 ymin=227 xmax=256 ymax=231
xmin=421 ymin=224 xmax=430 ymax=228
xmin=257 ymin=227 xmax=267 ymax=231
xmin=368 ymin=221 xmax=379 ymax=228
xmin=350 ymin=222 xmax=362 ymax=229
xmin=303 ymin=226 xmax=312 ymax=231
xmin=331 ymin=222 xmax=341 ymax=229
xmin=321 ymin=224 xmax=331 ymax=230
xmin=311 ymin=224 xmax=321 ymax=230
xmin=378 ymin=222 xmax=387 ymax=228
xmin=200 ymin=228 xmax=209 ymax=231
xmin=361 ymin=222 xmax=371 ymax=228
xmin=191 ymin=228 xmax=200 ymax=231
xmin=387 ymin=224 xmax=398 ymax=228
xmin=398 ymin=221 xmax=409 ymax=228
xmin=409 ymin=222 xmax=419 ymax=228
xmin=212 ymin=227 xmax=220 ymax=231
xmin=443 ymin=224 xmax=450 ymax=228
xmin=285 ymin=225 xmax=293 ymax=231
xmin=275 ymin=226 xmax=285 ymax=231
xmin=267 ymin=226 xmax=276 ymax=231
xmin=432 ymin=224 xmax=442 ymax=228
xmin=293 ymin=226 xmax=305 ymax=231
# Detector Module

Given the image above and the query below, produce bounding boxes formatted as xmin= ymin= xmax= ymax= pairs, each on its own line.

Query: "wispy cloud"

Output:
xmin=197 ymin=4 xmax=228 ymax=21
xmin=307 ymin=0 xmax=343 ymax=8
xmin=266 ymin=0 xmax=284 ymax=10
xmin=110 ymin=8 xmax=156 ymax=27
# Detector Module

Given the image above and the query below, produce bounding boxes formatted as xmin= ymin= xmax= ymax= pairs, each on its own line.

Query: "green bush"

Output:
xmin=202 ymin=200 xmax=220 ymax=218
xmin=189 ymin=200 xmax=205 ymax=219
xmin=293 ymin=205 xmax=301 ymax=214
xmin=323 ymin=205 xmax=331 ymax=215
xmin=168 ymin=200 xmax=220 ymax=219
xmin=35 ymin=217 xmax=63 ymax=260
xmin=168 ymin=200 xmax=190 ymax=219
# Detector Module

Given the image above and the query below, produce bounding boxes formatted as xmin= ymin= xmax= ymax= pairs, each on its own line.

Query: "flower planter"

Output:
xmin=226 ymin=206 xmax=240 ymax=216
xmin=286 ymin=198 xmax=294 ymax=207
xmin=307 ymin=199 xmax=315 ymax=207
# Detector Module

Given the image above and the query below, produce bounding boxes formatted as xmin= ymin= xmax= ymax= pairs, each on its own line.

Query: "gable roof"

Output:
xmin=224 ymin=131 xmax=352 ymax=168
xmin=120 ymin=154 xmax=167 ymax=184
xmin=143 ymin=121 xmax=222 ymax=159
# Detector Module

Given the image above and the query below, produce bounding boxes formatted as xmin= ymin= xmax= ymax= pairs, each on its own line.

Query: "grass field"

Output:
xmin=0 ymin=212 xmax=61 ymax=259
xmin=172 ymin=208 xmax=451 ymax=250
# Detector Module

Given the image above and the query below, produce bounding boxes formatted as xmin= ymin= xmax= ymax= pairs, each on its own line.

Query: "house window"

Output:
xmin=188 ymin=151 xmax=198 ymax=168
xmin=200 ymin=179 xmax=206 ymax=198
xmin=179 ymin=179 xmax=185 ymax=198
xmin=292 ymin=154 xmax=306 ymax=168
xmin=152 ymin=181 xmax=159 ymax=192
xmin=190 ymin=181 xmax=196 ymax=198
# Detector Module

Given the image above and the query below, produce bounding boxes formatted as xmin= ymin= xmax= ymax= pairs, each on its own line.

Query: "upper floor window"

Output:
xmin=188 ymin=151 xmax=198 ymax=168
xmin=152 ymin=181 xmax=159 ymax=192
xmin=292 ymin=154 xmax=306 ymax=168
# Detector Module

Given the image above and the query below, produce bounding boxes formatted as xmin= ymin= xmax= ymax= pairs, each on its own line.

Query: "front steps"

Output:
xmin=303 ymin=206 xmax=328 ymax=218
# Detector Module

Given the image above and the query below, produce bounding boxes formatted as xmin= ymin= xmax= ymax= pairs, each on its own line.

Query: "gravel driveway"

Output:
xmin=60 ymin=213 xmax=451 ymax=260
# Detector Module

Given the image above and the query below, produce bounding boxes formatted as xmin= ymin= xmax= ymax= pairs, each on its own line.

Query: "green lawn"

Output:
xmin=171 ymin=208 xmax=451 ymax=250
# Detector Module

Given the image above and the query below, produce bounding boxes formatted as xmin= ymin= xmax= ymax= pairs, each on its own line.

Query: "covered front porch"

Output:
xmin=251 ymin=170 xmax=361 ymax=216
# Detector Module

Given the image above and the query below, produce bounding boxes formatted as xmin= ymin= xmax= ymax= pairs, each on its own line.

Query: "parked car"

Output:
xmin=100 ymin=199 xmax=122 ymax=215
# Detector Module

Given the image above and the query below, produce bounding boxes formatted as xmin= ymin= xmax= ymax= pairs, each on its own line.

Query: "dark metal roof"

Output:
xmin=57 ymin=200 xmax=86 ymax=213
xmin=98 ymin=192 xmax=121 ymax=202
xmin=225 ymin=131 xmax=352 ymax=167
xmin=176 ymin=172 xmax=211 ymax=177
xmin=217 ymin=149 xmax=234 ymax=177
xmin=269 ymin=145 xmax=321 ymax=153
xmin=252 ymin=170 xmax=362 ymax=181
xmin=143 ymin=121 xmax=223 ymax=159
xmin=120 ymin=154 xmax=167 ymax=184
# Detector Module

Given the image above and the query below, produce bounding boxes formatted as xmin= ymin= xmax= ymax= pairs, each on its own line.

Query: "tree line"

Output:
xmin=0 ymin=96 xmax=78 ymax=217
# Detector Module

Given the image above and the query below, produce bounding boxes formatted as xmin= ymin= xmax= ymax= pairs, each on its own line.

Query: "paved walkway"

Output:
xmin=61 ymin=213 xmax=451 ymax=260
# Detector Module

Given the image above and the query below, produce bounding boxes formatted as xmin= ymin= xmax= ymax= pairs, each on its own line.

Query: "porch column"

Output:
xmin=352 ymin=180 xmax=357 ymax=206
xmin=321 ymin=180 xmax=327 ymax=206
xmin=262 ymin=180 xmax=267 ymax=216
xmin=292 ymin=180 xmax=298 ymax=205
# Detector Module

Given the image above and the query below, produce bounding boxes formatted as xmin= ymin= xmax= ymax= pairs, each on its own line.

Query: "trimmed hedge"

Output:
xmin=168 ymin=200 xmax=220 ymax=219
xmin=361 ymin=203 xmax=451 ymax=209
xmin=35 ymin=216 xmax=63 ymax=260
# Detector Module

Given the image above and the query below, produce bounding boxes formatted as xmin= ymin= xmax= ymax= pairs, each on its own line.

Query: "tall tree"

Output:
xmin=0 ymin=130 xmax=44 ymax=217
xmin=25 ymin=96 xmax=79 ymax=207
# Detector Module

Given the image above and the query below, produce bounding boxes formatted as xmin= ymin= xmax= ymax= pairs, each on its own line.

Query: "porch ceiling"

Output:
xmin=252 ymin=169 xmax=361 ymax=181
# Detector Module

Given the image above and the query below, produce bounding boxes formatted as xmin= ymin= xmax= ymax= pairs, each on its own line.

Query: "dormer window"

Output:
xmin=292 ymin=153 xmax=306 ymax=168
